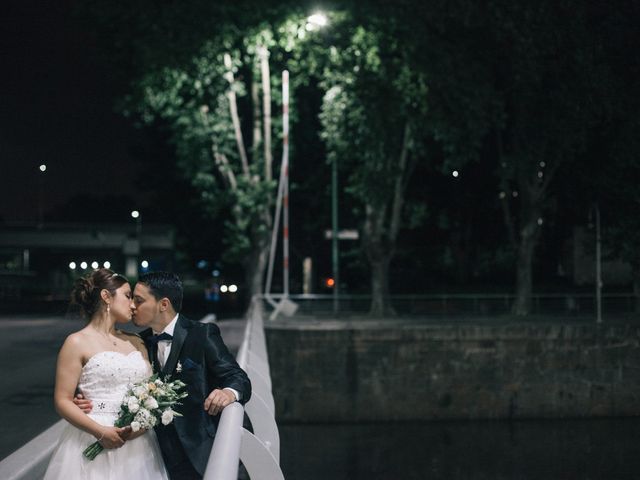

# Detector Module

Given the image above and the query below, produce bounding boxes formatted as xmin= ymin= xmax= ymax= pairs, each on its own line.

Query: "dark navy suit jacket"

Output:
xmin=140 ymin=315 xmax=251 ymax=475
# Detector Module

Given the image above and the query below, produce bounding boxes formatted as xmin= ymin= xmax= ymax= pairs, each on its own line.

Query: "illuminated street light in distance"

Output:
xmin=69 ymin=262 xmax=76 ymax=270
xmin=220 ymin=285 xmax=228 ymax=293
xmin=306 ymin=12 xmax=328 ymax=30
xmin=131 ymin=210 xmax=140 ymax=219
xmin=141 ymin=260 xmax=149 ymax=269
xmin=229 ymin=285 xmax=238 ymax=293
xmin=39 ymin=164 xmax=47 ymax=172
xmin=452 ymin=170 xmax=459 ymax=178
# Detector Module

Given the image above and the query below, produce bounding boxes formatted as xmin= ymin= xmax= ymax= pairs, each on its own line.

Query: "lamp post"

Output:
xmin=128 ymin=210 xmax=142 ymax=277
xmin=595 ymin=203 xmax=602 ymax=324
xmin=305 ymin=12 xmax=339 ymax=311
xmin=331 ymin=154 xmax=339 ymax=313
xmin=131 ymin=210 xmax=142 ymax=237
xmin=38 ymin=164 xmax=47 ymax=226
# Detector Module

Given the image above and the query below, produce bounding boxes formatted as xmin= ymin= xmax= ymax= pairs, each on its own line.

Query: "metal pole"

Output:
xmin=282 ymin=70 xmax=290 ymax=298
xmin=331 ymin=154 xmax=339 ymax=313
xmin=596 ymin=203 xmax=602 ymax=323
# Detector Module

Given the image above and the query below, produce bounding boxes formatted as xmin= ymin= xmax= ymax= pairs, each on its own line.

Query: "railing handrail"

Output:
xmin=204 ymin=297 xmax=284 ymax=480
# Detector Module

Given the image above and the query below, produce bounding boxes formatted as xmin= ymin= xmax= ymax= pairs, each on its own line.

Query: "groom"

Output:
xmin=78 ymin=271 xmax=251 ymax=479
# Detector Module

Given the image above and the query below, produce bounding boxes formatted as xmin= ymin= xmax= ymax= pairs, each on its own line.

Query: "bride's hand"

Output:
xmin=96 ymin=426 xmax=127 ymax=449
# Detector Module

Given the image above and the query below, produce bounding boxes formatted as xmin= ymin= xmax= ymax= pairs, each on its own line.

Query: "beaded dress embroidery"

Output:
xmin=43 ymin=350 xmax=169 ymax=480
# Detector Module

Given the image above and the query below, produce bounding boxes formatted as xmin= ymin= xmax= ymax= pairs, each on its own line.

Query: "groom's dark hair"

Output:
xmin=138 ymin=271 xmax=183 ymax=312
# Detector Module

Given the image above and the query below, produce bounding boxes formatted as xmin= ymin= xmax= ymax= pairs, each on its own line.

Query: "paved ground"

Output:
xmin=0 ymin=314 xmax=245 ymax=460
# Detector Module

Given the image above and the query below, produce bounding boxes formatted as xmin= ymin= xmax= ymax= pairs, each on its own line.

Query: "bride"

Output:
xmin=44 ymin=268 xmax=168 ymax=479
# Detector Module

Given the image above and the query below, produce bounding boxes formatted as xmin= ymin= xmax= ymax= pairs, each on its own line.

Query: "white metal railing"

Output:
xmin=0 ymin=306 xmax=284 ymax=480
xmin=204 ymin=297 xmax=284 ymax=479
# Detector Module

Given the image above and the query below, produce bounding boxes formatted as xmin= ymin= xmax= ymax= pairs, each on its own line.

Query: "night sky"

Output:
xmin=0 ymin=0 xmax=139 ymax=223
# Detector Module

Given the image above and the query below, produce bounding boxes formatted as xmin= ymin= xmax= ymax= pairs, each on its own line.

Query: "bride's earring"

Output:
xmin=106 ymin=303 xmax=111 ymax=317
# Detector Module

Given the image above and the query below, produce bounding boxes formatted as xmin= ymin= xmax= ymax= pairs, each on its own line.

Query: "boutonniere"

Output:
xmin=176 ymin=361 xmax=183 ymax=373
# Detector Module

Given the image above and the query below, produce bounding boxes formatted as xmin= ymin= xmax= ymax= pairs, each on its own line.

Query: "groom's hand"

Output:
xmin=204 ymin=388 xmax=235 ymax=416
xmin=73 ymin=393 xmax=93 ymax=414
xmin=99 ymin=426 xmax=128 ymax=449
xmin=120 ymin=425 xmax=147 ymax=441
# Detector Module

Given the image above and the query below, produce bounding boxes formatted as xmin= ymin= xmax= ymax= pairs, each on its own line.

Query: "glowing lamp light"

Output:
xmin=537 ymin=218 xmax=544 ymax=226
xmin=220 ymin=285 xmax=228 ymax=293
xmin=141 ymin=260 xmax=149 ymax=269
xmin=103 ymin=261 xmax=111 ymax=269
xmin=91 ymin=261 xmax=99 ymax=269
xmin=39 ymin=164 xmax=47 ymax=172
xmin=131 ymin=210 xmax=140 ymax=219
xmin=69 ymin=262 xmax=76 ymax=270
xmin=325 ymin=278 xmax=335 ymax=288
xmin=452 ymin=170 xmax=459 ymax=178
xmin=80 ymin=261 xmax=88 ymax=269
xmin=229 ymin=284 xmax=238 ymax=293
xmin=306 ymin=12 xmax=328 ymax=30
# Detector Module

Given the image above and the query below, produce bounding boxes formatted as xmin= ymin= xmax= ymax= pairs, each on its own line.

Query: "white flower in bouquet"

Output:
xmin=144 ymin=397 xmax=159 ymax=410
xmin=134 ymin=408 xmax=157 ymax=429
xmin=127 ymin=397 xmax=140 ymax=413
xmin=161 ymin=409 xmax=174 ymax=425
xmin=82 ymin=374 xmax=187 ymax=461
xmin=132 ymin=385 xmax=147 ymax=397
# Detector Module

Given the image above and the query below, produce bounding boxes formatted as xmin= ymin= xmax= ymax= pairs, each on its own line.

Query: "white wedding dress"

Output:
xmin=44 ymin=350 xmax=169 ymax=480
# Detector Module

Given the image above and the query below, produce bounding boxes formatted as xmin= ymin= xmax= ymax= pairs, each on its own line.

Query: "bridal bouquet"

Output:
xmin=83 ymin=375 xmax=187 ymax=460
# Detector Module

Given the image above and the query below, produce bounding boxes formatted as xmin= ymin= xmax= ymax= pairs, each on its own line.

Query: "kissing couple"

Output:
xmin=43 ymin=269 xmax=251 ymax=480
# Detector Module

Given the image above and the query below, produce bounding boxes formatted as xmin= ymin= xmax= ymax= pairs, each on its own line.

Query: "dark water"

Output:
xmin=279 ymin=418 xmax=640 ymax=479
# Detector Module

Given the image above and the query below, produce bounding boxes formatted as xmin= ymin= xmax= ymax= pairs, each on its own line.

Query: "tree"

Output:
xmin=311 ymin=14 xmax=428 ymax=316
xmin=487 ymin=0 xmax=607 ymax=314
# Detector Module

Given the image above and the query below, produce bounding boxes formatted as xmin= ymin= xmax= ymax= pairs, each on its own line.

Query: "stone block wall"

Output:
xmin=266 ymin=320 xmax=640 ymax=421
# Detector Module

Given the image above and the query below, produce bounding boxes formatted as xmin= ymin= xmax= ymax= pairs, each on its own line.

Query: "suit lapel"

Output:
xmin=163 ymin=315 xmax=188 ymax=375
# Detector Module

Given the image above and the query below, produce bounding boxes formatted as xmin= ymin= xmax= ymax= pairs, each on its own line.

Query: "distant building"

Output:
xmin=0 ymin=222 xmax=175 ymax=300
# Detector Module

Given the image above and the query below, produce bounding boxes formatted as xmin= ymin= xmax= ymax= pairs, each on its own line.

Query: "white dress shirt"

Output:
xmin=153 ymin=314 xmax=179 ymax=369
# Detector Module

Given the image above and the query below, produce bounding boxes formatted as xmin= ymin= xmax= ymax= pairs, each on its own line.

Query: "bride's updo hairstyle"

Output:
xmin=72 ymin=268 xmax=128 ymax=318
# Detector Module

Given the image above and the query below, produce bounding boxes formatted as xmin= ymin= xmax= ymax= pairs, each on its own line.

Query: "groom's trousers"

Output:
xmin=160 ymin=424 xmax=201 ymax=480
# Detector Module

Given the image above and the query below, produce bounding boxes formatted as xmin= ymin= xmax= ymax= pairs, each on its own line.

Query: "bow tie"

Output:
xmin=145 ymin=332 xmax=173 ymax=347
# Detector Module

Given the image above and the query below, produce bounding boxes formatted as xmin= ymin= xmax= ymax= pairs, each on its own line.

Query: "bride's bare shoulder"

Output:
xmin=60 ymin=328 xmax=94 ymax=352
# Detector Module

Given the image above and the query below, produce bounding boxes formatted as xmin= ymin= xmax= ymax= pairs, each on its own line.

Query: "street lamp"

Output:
xmin=303 ymin=12 xmax=339 ymax=311
xmin=131 ymin=210 xmax=142 ymax=237
xmin=38 ymin=164 xmax=47 ymax=226
xmin=127 ymin=210 xmax=142 ymax=278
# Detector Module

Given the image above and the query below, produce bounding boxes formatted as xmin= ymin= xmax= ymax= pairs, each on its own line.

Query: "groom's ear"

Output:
xmin=159 ymin=297 xmax=171 ymax=312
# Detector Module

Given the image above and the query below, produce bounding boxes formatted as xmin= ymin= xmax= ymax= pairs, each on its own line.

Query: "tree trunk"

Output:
xmin=363 ymin=204 xmax=396 ymax=317
xmin=512 ymin=220 xmax=537 ymax=316
xmin=362 ymin=124 xmax=411 ymax=318
xmin=244 ymin=227 xmax=270 ymax=303
xmin=369 ymin=254 xmax=393 ymax=317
